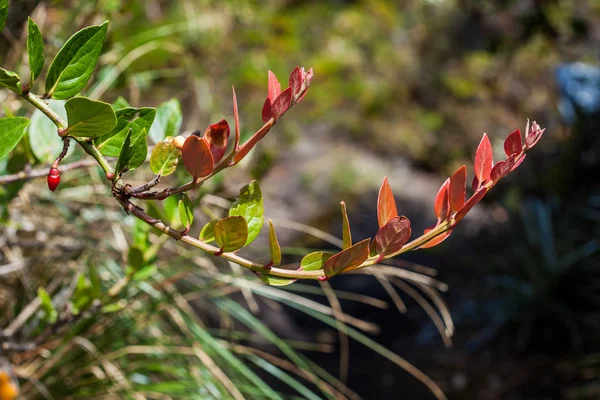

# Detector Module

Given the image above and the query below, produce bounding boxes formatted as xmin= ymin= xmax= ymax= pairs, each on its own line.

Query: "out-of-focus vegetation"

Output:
xmin=2 ymin=0 xmax=600 ymax=399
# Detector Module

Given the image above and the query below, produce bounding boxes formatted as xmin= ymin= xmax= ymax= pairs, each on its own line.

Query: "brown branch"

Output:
xmin=0 ymin=159 xmax=97 ymax=184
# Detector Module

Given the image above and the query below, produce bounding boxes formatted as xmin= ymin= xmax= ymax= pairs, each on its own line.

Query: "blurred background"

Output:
xmin=1 ymin=0 xmax=600 ymax=399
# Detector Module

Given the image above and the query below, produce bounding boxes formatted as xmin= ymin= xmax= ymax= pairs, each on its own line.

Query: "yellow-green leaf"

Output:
xmin=300 ymin=251 xmax=335 ymax=271
xmin=214 ymin=216 xmax=248 ymax=253
xmin=178 ymin=193 xmax=194 ymax=229
xmin=149 ymin=138 xmax=180 ymax=176
xmin=229 ymin=180 xmax=263 ymax=246
xmin=268 ymin=219 xmax=282 ymax=266
xmin=340 ymin=201 xmax=352 ymax=249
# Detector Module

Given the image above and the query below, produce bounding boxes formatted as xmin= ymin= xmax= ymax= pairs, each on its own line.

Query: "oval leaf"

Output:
xmin=271 ymin=87 xmax=293 ymax=120
xmin=377 ymin=176 xmax=398 ymax=228
xmin=374 ymin=216 xmax=411 ymax=258
xmin=115 ymin=128 xmax=133 ymax=175
xmin=324 ymin=238 xmax=370 ymax=277
xmin=257 ymin=274 xmax=296 ymax=286
xmin=178 ymin=193 xmax=194 ymax=229
xmin=0 ymin=118 xmax=30 ymax=159
xmin=229 ymin=180 xmax=263 ymax=246
xmin=199 ymin=220 xmax=218 ymax=243
xmin=65 ymin=97 xmax=117 ymax=138
xmin=27 ymin=18 xmax=44 ymax=83
xmin=148 ymin=99 xmax=182 ymax=143
xmin=214 ymin=215 xmax=248 ymax=253
xmin=0 ymin=68 xmax=21 ymax=94
xmin=267 ymin=70 xmax=281 ymax=103
xmin=504 ymin=129 xmax=522 ymax=157
xmin=434 ymin=178 xmax=450 ymax=222
xmin=150 ymin=139 xmax=181 ymax=176
xmin=420 ymin=229 xmax=453 ymax=249
xmin=454 ymin=188 xmax=487 ymax=223
xmin=268 ymin=219 xmax=282 ymax=266
xmin=203 ymin=118 xmax=230 ymax=163
xmin=473 ymin=133 xmax=493 ymax=190
xmin=301 ymin=251 xmax=335 ymax=271
xmin=182 ymin=135 xmax=214 ymax=180
xmin=45 ymin=21 xmax=108 ymax=99
xmin=95 ymin=107 xmax=156 ymax=156
xmin=449 ymin=165 xmax=466 ymax=212
xmin=340 ymin=201 xmax=352 ymax=249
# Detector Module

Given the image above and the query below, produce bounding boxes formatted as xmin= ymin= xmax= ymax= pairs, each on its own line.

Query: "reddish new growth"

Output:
xmin=47 ymin=167 xmax=60 ymax=192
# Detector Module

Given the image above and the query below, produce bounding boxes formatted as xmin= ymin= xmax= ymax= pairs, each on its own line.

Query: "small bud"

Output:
xmin=106 ymin=172 xmax=115 ymax=181
xmin=173 ymin=135 xmax=186 ymax=150
xmin=47 ymin=167 xmax=60 ymax=191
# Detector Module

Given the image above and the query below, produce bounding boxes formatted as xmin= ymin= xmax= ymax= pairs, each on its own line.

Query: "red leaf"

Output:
xmin=182 ymin=136 xmax=214 ymax=180
xmin=232 ymin=86 xmax=240 ymax=150
xmin=323 ymin=238 xmax=370 ymax=277
xmin=377 ymin=176 xmax=398 ymax=228
xmin=449 ymin=165 xmax=466 ymax=212
xmin=504 ymin=129 xmax=522 ymax=157
xmin=420 ymin=229 xmax=452 ymax=249
xmin=525 ymin=121 xmax=545 ymax=149
xmin=267 ymin=70 xmax=281 ymax=103
xmin=473 ymin=133 xmax=493 ymax=190
xmin=490 ymin=154 xmax=515 ymax=182
xmin=262 ymin=98 xmax=272 ymax=123
xmin=289 ymin=67 xmax=303 ymax=98
xmin=203 ymin=119 xmax=230 ymax=163
xmin=434 ymin=178 xmax=450 ymax=222
xmin=454 ymin=188 xmax=486 ymax=223
xmin=298 ymin=68 xmax=314 ymax=103
xmin=271 ymin=88 xmax=293 ymax=120
xmin=374 ymin=216 xmax=411 ymax=258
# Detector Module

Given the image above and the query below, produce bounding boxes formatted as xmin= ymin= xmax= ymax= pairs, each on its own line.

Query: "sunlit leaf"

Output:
xmin=232 ymin=86 xmax=240 ymax=150
xmin=374 ymin=216 xmax=411 ymax=258
xmin=148 ymin=99 xmax=182 ymax=143
xmin=267 ymin=70 xmax=281 ymax=103
xmin=178 ymin=193 xmax=193 ymax=230
xmin=257 ymin=273 xmax=296 ymax=286
xmin=115 ymin=128 xmax=133 ymax=174
xmin=271 ymin=88 xmax=292 ymax=120
xmin=300 ymin=251 xmax=335 ymax=271
xmin=504 ymin=129 xmax=522 ymax=157
xmin=340 ymin=201 xmax=352 ymax=249
xmin=95 ymin=107 xmax=155 ymax=159
xmin=473 ymin=133 xmax=493 ymax=191
xmin=0 ymin=68 xmax=21 ymax=94
xmin=38 ymin=287 xmax=57 ymax=324
xmin=449 ymin=165 xmax=466 ymax=212
xmin=229 ymin=180 xmax=263 ymax=246
xmin=0 ymin=118 xmax=30 ymax=159
xmin=27 ymin=18 xmax=44 ymax=83
xmin=324 ymin=238 xmax=370 ymax=277
xmin=203 ymin=118 xmax=230 ymax=163
xmin=420 ymin=229 xmax=453 ymax=249
xmin=182 ymin=135 xmax=214 ymax=180
xmin=289 ymin=67 xmax=303 ymax=98
xmin=65 ymin=97 xmax=117 ymax=138
xmin=490 ymin=154 xmax=516 ymax=182
xmin=149 ymin=139 xmax=180 ymax=176
xmin=434 ymin=178 xmax=450 ymax=222
xmin=454 ymin=188 xmax=486 ymax=223
xmin=377 ymin=176 xmax=398 ymax=228
xmin=214 ymin=215 xmax=248 ymax=253
xmin=45 ymin=21 xmax=108 ymax=99
xmin=268 ymin=219 xmax=282 ymax=266
xmin=199 ymin=220 xmax=217 ymax=243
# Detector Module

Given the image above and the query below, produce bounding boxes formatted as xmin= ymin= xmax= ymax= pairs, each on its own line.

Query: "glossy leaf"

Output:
xmin=65 ymin=97 xmax=117 ymax=138
xmin=268 ymin=219 xmax=282 ymax=266
xmin=434 ymin=178 xmax=450 ymax=222
xmin=178 ymin=193 xmax=193 ymax=230
xmin=374 ymin=216 xmax=411 ymax=258
xmin=229 ymin=180 xmax=263 ymax=246
xmin=449 ymin=165 xmax=466 ymax=212
xmin=257 ymin=274 xmax=296 ymax=286
xmin=324 ymin=238 xmax=370 ymax=277
xmin=0 ymin=68 xmax=21 ymax=94
xmin=0 ymin=118 xmax=30 ymax=159
xmin=149 ymin=139 xmax=180 ymax=176
xmin=300 ymin=251 xmax=335 ymax=271
xmin=203 ymin=118 xmax=230 ymax=163
xmin=148 ymin=99 xmax=182 ymax=143
xmin=490 ymin=154 xmax=515 ymax=182
xmin=214 ymin=216 xmax=248 ymax=253
xmin=267 ymin=70 xmax=281 ymax=102
xmin=38 ymin=287 xmax=57 ymax=324
xmin=340 ymin=201 xmax=352 ymax=249
xmin=420 ymin=229 xmax=453 ymax=249
xmin=232 ymin=86 xmax=240 ymax=150
xmin=377 ymin=176 xmax=398 ymax=228
xmin=454 ymin=188 xmax=487 ymax=223
xmin=504 ymin=129 xmax=522 ymax=157
xmin=182 ymin=135 xmax=214 ymax=180
xmin=29 ymin=100 xmax=74 ymax=162
xmin=199 ymin=220 xmax=218 ymax=243
xmin=27 ymin=18 xmax=44 ymax=83
xmin=0 ymin=0 xmax=7 ymax=33
xmin=473 ymin=133 xmax=493 ymax=191
xmin=95 ymin=107 xmax=154 ymax=170
xmin=271 ymin=88 xmax=293 ymax=120
xmin=45 ymin=21 xmax=108 ymax=99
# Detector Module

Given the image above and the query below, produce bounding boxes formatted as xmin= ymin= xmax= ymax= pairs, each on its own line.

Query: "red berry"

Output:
xmin=47 ymin=167 xmax=60 ymax=191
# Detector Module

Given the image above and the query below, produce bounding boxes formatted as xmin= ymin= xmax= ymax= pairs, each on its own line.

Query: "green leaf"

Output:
xmin=149 ymin=139 xmax=180 ymax=176
xmin=178 ymin=193 xmax=194 ymax=229
xmin=45 ymin=21 xmax=108 ymax=99
xmin=115 ymin=127 xmax=148 ymax=174
xmin=128 ymin=246 xmax=145 ymax=270
xmin=323 ymin=238 xmax=370 ymax=277
xmin=132 ymin=264 xmax=157 ymax=281
xmin=300 ymin=251 xmax=335 ymax=271
xmin=340 ymin=201 xmax=352 ymax=249
xmin=95 ymin=107 xmax=155 ymax=170
xmin=65 ymin=97 xmax=117 ymax=138
xmin=27 ymin=18 xmax=44 ymax=83
xmin=199 ymin=220 xmax=217 ymax=243
xmin=0 ymin=68 xmax=21 ymax=94
xmin=268 ymin=219 xmax=281 ymax=266
xmin=257 ymin=273 xmax=296 ymax=286
xmin=0 ymin=117 xmax=30 ymax=159
xmin=148 ymin=99 xmax=182 ymax=143
xmin=112 ymin=96 xmax=130 ymax=110
xmin=115 ymin=128 xmax=132 ymax=174
xmin=229 ymin=180 xmax=263 ymax=246
xmin=214 ymin=216 xmax=248 ymax=253
xmin=29 ymin=100 xmax=74 ymax=162
xmin=38 ymin=287 xmax=57 ymax=324
xmin=0 ymin=0 xmax=7 ymax=33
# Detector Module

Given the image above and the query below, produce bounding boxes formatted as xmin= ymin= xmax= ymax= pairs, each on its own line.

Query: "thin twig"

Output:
xmin=0 ymin=159 xmax=97 ymax=184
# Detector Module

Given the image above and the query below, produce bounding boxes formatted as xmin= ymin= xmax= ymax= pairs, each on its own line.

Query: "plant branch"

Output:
xmin=0 ymin=159 xmax=97 ymax=184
